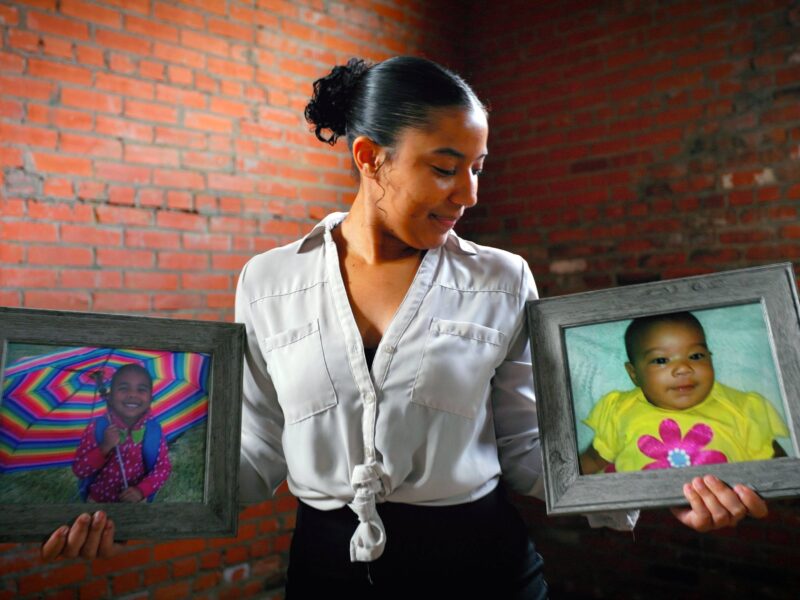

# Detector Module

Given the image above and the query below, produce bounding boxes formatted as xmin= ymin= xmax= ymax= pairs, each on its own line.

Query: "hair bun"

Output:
xmin=305 ymin=58 xmax=370 ymax=145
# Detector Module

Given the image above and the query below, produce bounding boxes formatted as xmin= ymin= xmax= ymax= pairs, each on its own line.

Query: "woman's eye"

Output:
xmin=472 ymin=167 xmax=483 ymax=176
xmin=432 ymin=166 xmax=456 ymax=176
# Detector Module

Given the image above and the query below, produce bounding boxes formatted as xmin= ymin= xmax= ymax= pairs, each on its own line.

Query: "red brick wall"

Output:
xmin=0 ymin=0 xmax=464 ymax=318
xmin=464 ymin=0 xmax=800 ymax=296
xmin=0 ymin=1 xmax=463 ymax=598
xmin=1 ymin=492 xmax=294 ymax=599
xmin=464 ymin=1 xmax=800 ymax=597
xmin=3 ymin=0 xmax=800 ymax=598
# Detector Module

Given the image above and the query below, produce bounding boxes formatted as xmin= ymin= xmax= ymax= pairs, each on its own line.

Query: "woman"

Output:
xmin=43 ymin=56 xmax=768 ymax=597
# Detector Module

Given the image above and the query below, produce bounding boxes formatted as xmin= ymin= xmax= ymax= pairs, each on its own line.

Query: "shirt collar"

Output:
xmin=296 ymin=212 xmax=346 ymax=252
xmin=297 ymin=212 xmax=477 ymax=255
xmin=445 ymin=228 xmax=478 ymax=255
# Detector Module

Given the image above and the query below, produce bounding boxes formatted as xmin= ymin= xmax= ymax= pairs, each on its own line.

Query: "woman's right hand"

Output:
xmin=41 ymin=511 xmax=120 ymax=561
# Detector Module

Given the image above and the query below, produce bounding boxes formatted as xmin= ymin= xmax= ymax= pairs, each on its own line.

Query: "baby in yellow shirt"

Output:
xmin=580 ymin=311 xmax=788 ymax=474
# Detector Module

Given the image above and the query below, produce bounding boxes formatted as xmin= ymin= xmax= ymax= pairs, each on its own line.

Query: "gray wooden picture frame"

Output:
xmin=0 ymin=307 xmax=245 ymax=541
xmin=527 ymin=263 xmax=800 ymax=515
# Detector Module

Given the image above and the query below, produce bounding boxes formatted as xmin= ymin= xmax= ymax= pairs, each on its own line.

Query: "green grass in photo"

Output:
xmin=0 ymin=422 xmax=207 ymax=504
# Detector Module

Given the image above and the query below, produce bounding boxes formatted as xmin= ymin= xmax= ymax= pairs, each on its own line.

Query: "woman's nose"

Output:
xmin=452 ymin=171 xmax=478 ymax=207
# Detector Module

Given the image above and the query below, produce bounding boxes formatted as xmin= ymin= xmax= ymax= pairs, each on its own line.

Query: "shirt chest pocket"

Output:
xmin=411 ymin=318 xmax=505 ymax=419
xmin=263 ymin=319 xmax=338 ymax=424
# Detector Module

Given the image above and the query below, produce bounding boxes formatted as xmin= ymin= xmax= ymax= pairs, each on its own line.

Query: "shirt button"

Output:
xmin=382 ymin=345 xmax=394 ymax=354
xmin=365 ymin=393 xmax=375 ymax=404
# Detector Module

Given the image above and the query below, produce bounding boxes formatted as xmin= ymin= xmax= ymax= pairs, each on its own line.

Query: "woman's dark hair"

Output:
xmin=624 ymin=311 xmax=706 ymax=362
xmin=110 ymin=363 xmax=153 ymax=392
xmin=304 ymin=56 xmax=485 ymax=150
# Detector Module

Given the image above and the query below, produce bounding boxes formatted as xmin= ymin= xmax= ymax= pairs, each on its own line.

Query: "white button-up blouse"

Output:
xmin=236 ymin=212 xmax=544 ymax=561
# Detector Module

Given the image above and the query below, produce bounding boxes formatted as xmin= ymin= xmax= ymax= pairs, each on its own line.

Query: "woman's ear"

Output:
xmin=352 ymin=136 xmax=385 ymax=179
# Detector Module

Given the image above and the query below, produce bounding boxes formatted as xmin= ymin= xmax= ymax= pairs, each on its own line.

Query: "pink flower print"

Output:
xmin=638 ymin=418 xmax=728 ymax=470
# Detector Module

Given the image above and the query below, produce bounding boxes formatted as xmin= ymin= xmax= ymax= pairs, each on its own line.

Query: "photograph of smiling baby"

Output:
xmin=565 ymin=305 xmax=792 ymax=476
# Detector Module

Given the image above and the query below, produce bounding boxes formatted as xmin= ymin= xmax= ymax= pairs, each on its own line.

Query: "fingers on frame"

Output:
xmin=79 ymin=512 xmax=107 ymax=559
xmin=63 ymin=513 xmax=92 ymax=559
xmin=683 ymin=481 xmax=714 ymax=532
xmin=41 ymin=525 xmax=69 ymax=562
xmin=704 ymin=475 xmax=749 ymax=526
xmin=734 ymin=484 xmax=769 ymax=520
xmin=98 ymin=518 xmax=119 ymax=559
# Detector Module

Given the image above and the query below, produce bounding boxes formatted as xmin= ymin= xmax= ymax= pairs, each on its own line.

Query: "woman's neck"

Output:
xmin=339 ymin=193 xmax=422 ymax=265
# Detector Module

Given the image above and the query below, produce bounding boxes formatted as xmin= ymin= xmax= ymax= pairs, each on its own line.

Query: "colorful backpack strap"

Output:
xmin=141 ymin=418 xmax=162 ymax=473
xmin=93 ymin=416 xmax=109 ymax=444
xmin=141 ymin=419 xmax=162 ymax=502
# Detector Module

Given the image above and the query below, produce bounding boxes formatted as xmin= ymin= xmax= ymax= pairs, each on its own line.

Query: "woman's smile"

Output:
xmin=429 ymin=212 xmax=461 ymax=231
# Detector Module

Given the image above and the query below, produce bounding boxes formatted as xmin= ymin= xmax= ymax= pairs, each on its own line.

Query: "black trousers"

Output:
xmin=285 ymin=486 xmax=548 ymax=599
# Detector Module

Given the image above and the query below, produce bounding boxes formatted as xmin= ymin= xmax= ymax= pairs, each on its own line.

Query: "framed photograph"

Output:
xmin=527 ymin=263 xmax=800 ymax=515
xmin=0 ymin=307 xmax=245 ymax=541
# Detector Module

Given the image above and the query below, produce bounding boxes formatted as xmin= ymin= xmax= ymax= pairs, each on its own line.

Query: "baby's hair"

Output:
xmin=110 ymin=363 xmax=153 ymax=392
xmin=624 ymin=311 xmax=706 ymax=362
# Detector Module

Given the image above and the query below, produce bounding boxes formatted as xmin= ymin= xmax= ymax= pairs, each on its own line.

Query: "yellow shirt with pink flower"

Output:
xmin=584 ymin=381 xmax=789 ymax=472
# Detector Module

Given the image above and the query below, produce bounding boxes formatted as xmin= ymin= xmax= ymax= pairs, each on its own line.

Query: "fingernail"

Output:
xmin=58 ymin=525 xmax=69 ymax=537
xmin=79 ymin=513 xmax=91 ymax=522
xmin=704 ymin=475 xmax=719 ymax=485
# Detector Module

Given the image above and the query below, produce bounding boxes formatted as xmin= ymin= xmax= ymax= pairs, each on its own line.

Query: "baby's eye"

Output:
xmin=649 ymin=357 xmax=669 ymax=365
xmin=689 ymin=352 xmax=707 ymax=360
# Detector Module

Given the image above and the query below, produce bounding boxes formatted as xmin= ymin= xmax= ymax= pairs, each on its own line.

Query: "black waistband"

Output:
xmin=295 ymin=484 xmax=517 ymax=539
xmin=287 ymin=485 xmax=545 ymax=597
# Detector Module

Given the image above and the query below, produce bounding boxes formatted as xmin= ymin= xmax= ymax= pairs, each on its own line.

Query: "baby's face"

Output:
xmin=108 ymin=370 xmax=152 ymax=426
xmin=625 ymin=321 xmax=714 ymax=411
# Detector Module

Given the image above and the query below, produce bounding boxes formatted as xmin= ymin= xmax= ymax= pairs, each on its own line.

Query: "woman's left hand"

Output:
xmin=670 ymin=474 xmax=768 ymax=532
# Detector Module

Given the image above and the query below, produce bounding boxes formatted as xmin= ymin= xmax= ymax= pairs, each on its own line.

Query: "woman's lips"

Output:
xmin=430 ymin=214 xmax=459 ymax=230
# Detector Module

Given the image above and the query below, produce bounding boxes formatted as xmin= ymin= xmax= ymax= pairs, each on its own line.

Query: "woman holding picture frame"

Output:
xmin=42 ymin=56 xmax=769 ymax=596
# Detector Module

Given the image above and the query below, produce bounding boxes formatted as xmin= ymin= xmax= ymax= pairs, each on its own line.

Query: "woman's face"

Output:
xmin=374 ymin=105 xmax=489 ymax=250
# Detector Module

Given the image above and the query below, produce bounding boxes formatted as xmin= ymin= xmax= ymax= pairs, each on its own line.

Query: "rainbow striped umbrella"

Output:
xmin=0 ymin=346 xmax=210 ymax=473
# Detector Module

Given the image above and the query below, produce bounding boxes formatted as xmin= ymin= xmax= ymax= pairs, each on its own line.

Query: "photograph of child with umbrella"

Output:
xmin=0 ymin=344 xmax=210 ymax=504
xmin=73 ymin=363 xmax=171 ymax=503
